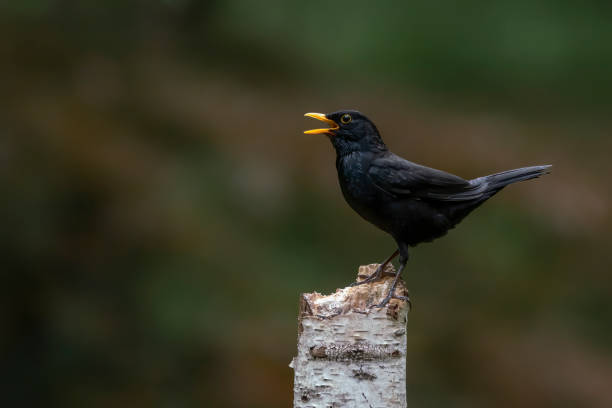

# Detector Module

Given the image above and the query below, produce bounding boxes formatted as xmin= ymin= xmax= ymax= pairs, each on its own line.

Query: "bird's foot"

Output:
xmin=351 ymin=275 xmax=378 ymax=286
xmin=372 ymin=293 xmax=392 ymax=309
xmin=371 ymin=291 xmax=411 ymax=309
xmin=351 ymin=269 xmax=381 ymax=286
xmin=351 ymin=265 xmax=395 ymax=287
xmin=392 ymin=294 xmax=412 ymax=310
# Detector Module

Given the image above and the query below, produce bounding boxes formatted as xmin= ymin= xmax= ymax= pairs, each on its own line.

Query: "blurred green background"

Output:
xmin=2 ymin=1 xmax=612 ymax=407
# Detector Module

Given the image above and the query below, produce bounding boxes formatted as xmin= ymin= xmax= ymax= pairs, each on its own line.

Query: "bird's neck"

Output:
xmin=337 ymin=145 xmax=387 ymax=159
xmin=332 ymin=138 xmax=388 ymax=159
xmin=335 ymin=146 xmax=387 ymax=176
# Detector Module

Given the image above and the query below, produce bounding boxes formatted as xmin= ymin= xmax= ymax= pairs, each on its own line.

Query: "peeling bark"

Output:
xmin=290 ymin=264 xmax=410 ymax=408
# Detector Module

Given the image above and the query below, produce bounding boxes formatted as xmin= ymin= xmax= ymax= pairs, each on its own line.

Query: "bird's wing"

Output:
xmin=368 ymin=154 xmax=486 ymax=201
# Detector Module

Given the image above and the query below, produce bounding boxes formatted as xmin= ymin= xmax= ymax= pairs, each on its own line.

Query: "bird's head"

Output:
xmin=304 ymin=110 xmax=386 ymax=156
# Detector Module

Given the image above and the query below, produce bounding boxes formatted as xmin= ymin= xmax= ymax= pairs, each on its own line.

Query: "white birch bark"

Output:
xmin=290 ymin=264 xmax=410 ymax=408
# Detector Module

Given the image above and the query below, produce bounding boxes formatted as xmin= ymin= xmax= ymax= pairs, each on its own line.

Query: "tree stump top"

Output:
xmin=299 ymin=263 xmax=410 ymax=321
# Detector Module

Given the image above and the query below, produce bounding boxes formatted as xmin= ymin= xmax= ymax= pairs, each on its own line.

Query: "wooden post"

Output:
xmin=290 ymin=264 xmax=410 ymax=408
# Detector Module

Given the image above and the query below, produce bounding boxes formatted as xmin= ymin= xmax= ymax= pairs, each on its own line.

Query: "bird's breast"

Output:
xmin=337 ymin=153 xmax=374 ymax=199
xmin=336 ymin=153 xmax=392 ymax=229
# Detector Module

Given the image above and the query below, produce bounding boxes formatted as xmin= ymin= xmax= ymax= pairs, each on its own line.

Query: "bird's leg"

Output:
xmin=373 ymin=250 xmax=411 ymax=309
xmin=372 ymin=262 xmax=406 ymax=308
xmin=351 ymin=249 xmax=399 ymax=286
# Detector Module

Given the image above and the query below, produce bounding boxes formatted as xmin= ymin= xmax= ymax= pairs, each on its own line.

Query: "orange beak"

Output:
xmin=304 ymin=113 xmax=339 ymax=135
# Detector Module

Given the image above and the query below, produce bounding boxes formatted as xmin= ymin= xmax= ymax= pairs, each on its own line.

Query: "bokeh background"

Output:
xmin=3 ymin=1 xmax=612 ymax=407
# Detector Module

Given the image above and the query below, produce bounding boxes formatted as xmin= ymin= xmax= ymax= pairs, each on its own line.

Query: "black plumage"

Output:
xmin=304 ymin=110 xmax=551 ymax=307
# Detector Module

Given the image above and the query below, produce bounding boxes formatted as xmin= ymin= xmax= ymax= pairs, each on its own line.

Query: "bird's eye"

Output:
xmin=340 ymin=114 xmax=352 ymax=124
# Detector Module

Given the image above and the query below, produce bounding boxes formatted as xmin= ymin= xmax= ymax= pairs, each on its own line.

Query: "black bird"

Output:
xmin=304 ymin=110 xmax=550 ymax=308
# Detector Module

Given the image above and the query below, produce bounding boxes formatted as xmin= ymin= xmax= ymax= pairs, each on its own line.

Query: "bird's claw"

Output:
xmin=351 ymin=265 xmax=397 ymax=287
xmin=370 ymin=293 xmax=411 ymax=310
xmin=371 ymin=295 xmax=392 ymax=309
xmin=350 ymin=268 xmax=382 ymax=286
xmin=350 ymin=278 xmax=375 ymax=287
xmin=392 ymin=294 xmax=412 ymax=310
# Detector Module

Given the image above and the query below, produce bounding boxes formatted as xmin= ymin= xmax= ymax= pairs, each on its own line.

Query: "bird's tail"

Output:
xmin=435 ymin=164 xmax=551 ymax=232
xmin=481 ymin=164 xmax=552 ymax=193
xmin=432 ymin=164 xmax=551 ymax=203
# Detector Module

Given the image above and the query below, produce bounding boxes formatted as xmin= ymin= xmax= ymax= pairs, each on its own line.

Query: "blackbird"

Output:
xmin=304 ymin=110 xmax=551 ymax=308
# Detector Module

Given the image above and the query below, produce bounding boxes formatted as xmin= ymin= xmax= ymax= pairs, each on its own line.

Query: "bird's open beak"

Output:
xmin=304 ymin=113 xmax=339 ymax=135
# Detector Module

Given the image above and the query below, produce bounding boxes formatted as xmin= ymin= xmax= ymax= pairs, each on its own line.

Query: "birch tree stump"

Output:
xmin=290 ymin=263 xmax=410 ymax=408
